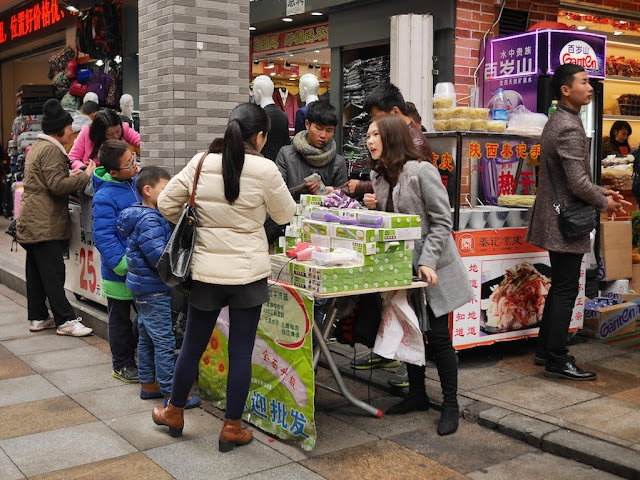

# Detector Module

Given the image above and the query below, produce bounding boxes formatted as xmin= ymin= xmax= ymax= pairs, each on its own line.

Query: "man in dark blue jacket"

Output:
xmin=93 ymin=140 xmax=141 ymax=383
xmin=117 ymin=166 xmax=200 ymax=408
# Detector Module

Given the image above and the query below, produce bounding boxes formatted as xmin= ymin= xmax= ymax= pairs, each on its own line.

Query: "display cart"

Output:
xmin=426 ymin=131 xmax=586 ymax=350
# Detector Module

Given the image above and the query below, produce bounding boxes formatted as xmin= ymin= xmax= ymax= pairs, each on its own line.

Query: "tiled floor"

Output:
xmin=0 ymin=281 xmax=637 ymax=479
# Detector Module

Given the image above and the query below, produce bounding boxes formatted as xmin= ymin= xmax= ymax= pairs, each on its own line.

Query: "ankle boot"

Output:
xmin=152 ymin=403 xmax=184 ymax=437
xmin=219 ymin=418 xmax=253 ymax=452
xmin=386 ymin=364 xmax=429 ymax=415
xmin=140 ymin=381 xmax=164 ymax=400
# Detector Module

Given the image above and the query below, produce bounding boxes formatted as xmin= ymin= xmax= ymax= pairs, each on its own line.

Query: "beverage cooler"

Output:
xmin=483 ymin=29 xmax=607 ymax=176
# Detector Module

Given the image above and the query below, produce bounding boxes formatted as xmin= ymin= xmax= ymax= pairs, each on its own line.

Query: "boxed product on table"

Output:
xmin=299 ymin=194 xmax=326 ymax=206
xmin=330 ymin=224 xmax=378 ymax=243
xmin=290 ymin=260 xmax=364 ymax=293
xmin=377 ymin=227 xmax=422 ymax=241
xmin=337 ymin=208 xmax=421 ymax=228
xmin=582 ymin=297 xmax=639 ymax=339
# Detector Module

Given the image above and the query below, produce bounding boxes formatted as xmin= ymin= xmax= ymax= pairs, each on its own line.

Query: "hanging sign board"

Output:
xmin=252 ymin=23 xmax=329 ymax=56
xmin=286 ymin=0 xmax=305 ymax=16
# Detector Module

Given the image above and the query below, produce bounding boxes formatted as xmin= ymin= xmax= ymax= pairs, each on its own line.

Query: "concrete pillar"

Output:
xmin=138 ymin=0 xmax=250 ymax=173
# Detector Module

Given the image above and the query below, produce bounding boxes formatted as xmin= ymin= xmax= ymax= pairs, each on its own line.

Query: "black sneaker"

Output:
xmin=388 ymin=362 xmax=409 ymax=387
xmin=112 ymin=364 xmax=139 ymax=383
xmin=351 ymin=352 xmax=399 ymax=370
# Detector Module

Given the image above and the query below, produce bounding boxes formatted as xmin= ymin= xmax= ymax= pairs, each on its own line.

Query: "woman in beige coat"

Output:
xmin=17 ymin=99 xmax=96 ymax=337
xmin=152 ymin=103 xmax=296 ymax=451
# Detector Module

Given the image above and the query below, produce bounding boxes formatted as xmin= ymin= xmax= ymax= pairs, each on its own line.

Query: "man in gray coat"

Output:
xmin=527 ymin=64 xmax=628 ymax=381
xmin=275 ymin=101 xmax=347 ymax=201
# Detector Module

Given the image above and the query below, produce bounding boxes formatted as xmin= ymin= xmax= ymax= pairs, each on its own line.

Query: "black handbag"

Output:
xmin=545 ymin=162 xmax=598 ymax=241
xmin=157 ymin=153 xmax=207 ymax=287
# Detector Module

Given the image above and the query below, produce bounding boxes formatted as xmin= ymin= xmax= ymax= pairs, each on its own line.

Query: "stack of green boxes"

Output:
xmin=270 ymin=200 xmax=423 ymax=293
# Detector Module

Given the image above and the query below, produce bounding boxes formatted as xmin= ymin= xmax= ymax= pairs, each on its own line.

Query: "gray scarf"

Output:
xmin=292 ymin=130 xmax=336 ymax=168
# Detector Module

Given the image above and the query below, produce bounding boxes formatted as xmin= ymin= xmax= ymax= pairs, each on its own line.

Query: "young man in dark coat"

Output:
xmin=527 ymin=64 xmax=629 ymax=381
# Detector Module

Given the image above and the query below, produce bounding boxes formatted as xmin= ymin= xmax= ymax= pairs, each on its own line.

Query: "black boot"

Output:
xmin=386 ymin=363 xmax=429 ymax=415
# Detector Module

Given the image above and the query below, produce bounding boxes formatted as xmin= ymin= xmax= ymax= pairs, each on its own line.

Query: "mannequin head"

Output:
xmin=120 ymin=94 xmax=134 ymax=118
xmin=299 ymin=74 xmax=319 ymax=104
xmin=253 ymin=75 xmax=275 ymax=108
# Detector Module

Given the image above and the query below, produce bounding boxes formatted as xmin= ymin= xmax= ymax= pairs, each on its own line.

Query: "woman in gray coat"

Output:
xmin=363 ymin=114 xmax=473 ymax=435
xmin=527 ymin=64 xmax=627 ymax=381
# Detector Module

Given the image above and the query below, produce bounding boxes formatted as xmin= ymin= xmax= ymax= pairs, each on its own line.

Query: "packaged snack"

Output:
xmin=486 ymin=120 xmax=506 ymax=133
xmin=433 ymin=109 xmax=454 ymax=120
xmin=470 ymin=120 xmax=488 ymax=131
xmin=434 ymin=120 xmax=450 ymax=131
xmin=433 ymin=97 xmax=454 ymax=109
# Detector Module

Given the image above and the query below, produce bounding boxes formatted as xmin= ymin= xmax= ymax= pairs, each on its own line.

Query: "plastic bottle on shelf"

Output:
xmin=548 ymin=100 xmax=558 ymax=117
xmin=491 ymin=88 xmax=507 ymax=121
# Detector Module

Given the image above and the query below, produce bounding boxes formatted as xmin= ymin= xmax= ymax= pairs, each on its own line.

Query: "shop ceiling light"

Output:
xmin=314 ymin=50 xmax=320 ymax=53
xmin=614 ymin=30 xmax=623 ymax=35
xmin=576 ymin=26 xmax=586 ymax=30
xmin=66 ymin=5 xmax=80 ymax=13
xmin=312 ymin=59 xmax=318 ymax=62
xmin=249 ymin=26 xmax=256 ymax=31
xmin=270 ymin=72 xmax=276 ymax=76
xmin=311 ymin=12 xmax=323 ymax=16
xmin=264 ymin=61 xmax=275 ymax=69
xmin=282 ymin=17 xmax=293 ymax=22
xmin=95 ymin=59 xmax=104 ymax=66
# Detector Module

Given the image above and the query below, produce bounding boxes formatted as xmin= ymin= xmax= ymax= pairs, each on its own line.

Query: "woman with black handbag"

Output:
xmin=152 ymin=103 xmax=296 ymax=451
xmin=527 ymin=64 xmax=629 ymax=381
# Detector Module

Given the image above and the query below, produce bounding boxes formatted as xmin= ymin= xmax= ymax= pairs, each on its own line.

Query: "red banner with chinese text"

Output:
xmin=252 ymin=23 xmax=329 ymax=55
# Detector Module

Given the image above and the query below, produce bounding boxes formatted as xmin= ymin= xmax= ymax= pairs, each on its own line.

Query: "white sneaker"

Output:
xmin=29 ymin=317 xmax=55 ymax=332
xmin=56 ymin=318 xmax=93 ymax=337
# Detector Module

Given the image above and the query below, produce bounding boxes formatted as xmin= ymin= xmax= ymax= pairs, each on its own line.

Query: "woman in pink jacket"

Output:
xmin=69 ymin=110 xmax=140 ymax=170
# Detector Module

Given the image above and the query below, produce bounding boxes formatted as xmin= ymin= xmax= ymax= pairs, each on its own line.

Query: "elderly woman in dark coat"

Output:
xmin=363 ymin=114 xmax=473 ymax=436
xmin=527 ymin=64 xmax=628 ymax=381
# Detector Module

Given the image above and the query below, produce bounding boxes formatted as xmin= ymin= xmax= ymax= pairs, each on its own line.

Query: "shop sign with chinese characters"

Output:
xmin=199 ymin=283 xmax=317 ymax=450
xmin=470 ymin=138 xmax=540 ymax=205
xmin=252 ymin=23 xmax=328 ymax=55
xmin=452 ymin=229 xmax=585 ymax=350
xmin=0 ymin=0 xmax=67 ymax=48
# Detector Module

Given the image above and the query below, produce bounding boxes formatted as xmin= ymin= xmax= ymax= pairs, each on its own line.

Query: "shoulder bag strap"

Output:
xmin=188 ymin=152 xmax=208 ymax=208
xmin=544 ymin=161 xmax=561 ymax=215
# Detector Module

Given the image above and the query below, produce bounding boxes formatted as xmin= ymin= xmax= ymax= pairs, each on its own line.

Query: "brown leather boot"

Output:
xmin=218 ymin=418 xmax=253 ymax=452
xmin=152 ymin=403 xmax=184 ymax=437
xmin=140 ymin=381 xmax=164 ymax=400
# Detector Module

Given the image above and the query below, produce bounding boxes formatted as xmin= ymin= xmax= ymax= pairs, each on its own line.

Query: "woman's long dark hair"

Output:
xmin=211 ymin=103 xmax=270 ymax=204
xmin=89 ymin=110 xmax=123 ymax=159
xmin=610 ymin=120 xmax=632 ymax=147
xmin=367 ymin=114 xmax=423 ymax=179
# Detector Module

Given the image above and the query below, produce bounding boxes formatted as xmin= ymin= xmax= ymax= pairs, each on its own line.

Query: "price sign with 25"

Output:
xmin=79 ymin=247 xmax=97 ymax=293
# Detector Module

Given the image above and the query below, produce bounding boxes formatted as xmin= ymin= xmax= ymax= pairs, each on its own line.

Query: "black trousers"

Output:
xmin=24 ymin=240 xmax=76 ymax=326
xmin=408 ymin=306 xmax=458 ymax=408
xmin=107 ymin=298 xmax=138 ymax=370
xmin=536 ymin=250 xmax=582 ymax=367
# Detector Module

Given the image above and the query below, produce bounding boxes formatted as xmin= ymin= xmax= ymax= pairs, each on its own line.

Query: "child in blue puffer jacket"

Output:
xmin=93 ymin=140 xmax=141 ymax=383
xmin=117 ymin=166 xmax=200 ymax=409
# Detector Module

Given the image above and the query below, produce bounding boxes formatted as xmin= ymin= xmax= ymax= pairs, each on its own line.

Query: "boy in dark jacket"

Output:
xmin=117 ymin=167 xmax=200 ymax=407
xmin=93 ymin=140 xmax=141 ymax=383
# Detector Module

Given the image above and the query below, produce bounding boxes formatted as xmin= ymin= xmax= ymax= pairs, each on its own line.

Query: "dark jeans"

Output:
xmin=536 ymin=251 xmax=583 ymax=367
xmin=24 ymin=240 xmax=76 ymax=326
xmin=134 ymin=292 xmax=175 ymax=395
xmin=107 ymin=297 xmax=138 ymax=370
xmin=171 ymin=303 xmax=261 ymax=419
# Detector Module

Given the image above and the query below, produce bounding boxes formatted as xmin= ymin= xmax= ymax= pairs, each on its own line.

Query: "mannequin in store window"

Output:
xmin=273 ymin=85 xmax=298 ymax=136
xmin=119 ymin=94 xmax=136 ymax=132
xmin=294 ymin=74 xmax=320 ymax=135
xmin=253 ymin=75 xmax=290 ymax=161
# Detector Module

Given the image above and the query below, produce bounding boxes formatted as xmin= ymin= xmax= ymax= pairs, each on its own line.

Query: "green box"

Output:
xmin=330 ymin=224 xmax=378 ymax=243
xmin=299 ymin=194 xmax=325 ymax=206
xmin=377 ymin=227 xmax=422 ymax=241
xmin=331 ymin=237 xmax=377 ymax=255
xmin=300 ymin=233 xmax=332 ymax=248
xmin=302 ymin=220 xmax=330 ymax=236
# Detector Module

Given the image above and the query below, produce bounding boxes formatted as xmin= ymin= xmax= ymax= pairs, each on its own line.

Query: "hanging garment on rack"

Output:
xmin=273 ymin=88 xmax=298 ymax=136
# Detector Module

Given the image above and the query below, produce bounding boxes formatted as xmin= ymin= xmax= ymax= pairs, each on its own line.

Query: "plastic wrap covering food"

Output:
xmin=601 ymin=166 xmax=633 ymax=190
xmin=498 ymin=194 xmax=536 ymax=207
xmin=602 ymin=154 xmax=634 ymax=168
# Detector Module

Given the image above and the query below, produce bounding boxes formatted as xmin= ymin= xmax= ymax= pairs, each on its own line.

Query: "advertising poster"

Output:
xmin=452 ymin=228 xmax=586 ymax=350
xmin=199 ymin=283 xmax=317 ymax=450
xmin=546 ymin=30 xmax=606 ymax=79
xmin=472 ymin=138 xmax=541 ymax=205
xmin=65 ymin=204 xmax=107 ymax=306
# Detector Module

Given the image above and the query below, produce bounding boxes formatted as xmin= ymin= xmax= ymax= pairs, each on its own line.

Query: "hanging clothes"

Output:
xmin=273 ymin=87 xmax=298 ymax=136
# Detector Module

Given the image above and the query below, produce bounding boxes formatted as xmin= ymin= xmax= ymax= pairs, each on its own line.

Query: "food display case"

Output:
xmin=426 ymin=131 xmax=586 ymax=350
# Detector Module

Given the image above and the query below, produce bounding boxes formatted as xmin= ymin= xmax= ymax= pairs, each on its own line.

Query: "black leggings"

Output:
xmin=171 ymin=303 xmax=261 ymax=419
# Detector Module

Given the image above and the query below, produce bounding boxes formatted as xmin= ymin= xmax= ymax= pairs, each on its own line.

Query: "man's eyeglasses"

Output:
xmin=117 ymin=152 xmax=137 ymax=170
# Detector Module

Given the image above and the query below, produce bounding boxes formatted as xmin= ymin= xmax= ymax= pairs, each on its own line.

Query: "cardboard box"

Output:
xmin=630 ymin=264 xmax=640 ymax=294
xmin=582 ymin=300 xmax=639 ymax=339
xmin=600 ymin=222 xmax=633 ymax=280
xmin=598 ymin=291 xmax=640 ymax=303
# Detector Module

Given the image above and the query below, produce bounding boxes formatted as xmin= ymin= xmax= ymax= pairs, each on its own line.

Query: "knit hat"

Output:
xmin=42 ymin=99 xmax=73 ymax=134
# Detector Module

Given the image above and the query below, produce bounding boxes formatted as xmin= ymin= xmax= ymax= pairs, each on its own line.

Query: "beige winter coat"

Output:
xmin=17 ymin=134 xmax=90 ymax=244
xmin=158 ymin=151 xmax=296 ymax=285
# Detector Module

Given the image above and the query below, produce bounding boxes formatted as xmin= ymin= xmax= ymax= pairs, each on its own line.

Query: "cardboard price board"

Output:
xmin=452 ymin=228 xmax=585 ymax=349
xmin=199 ymin=283 xmax=317 ymax=450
